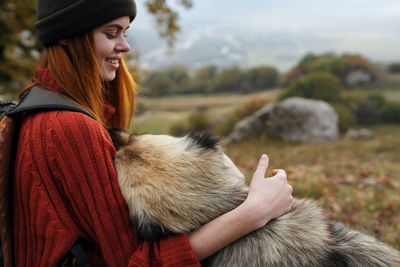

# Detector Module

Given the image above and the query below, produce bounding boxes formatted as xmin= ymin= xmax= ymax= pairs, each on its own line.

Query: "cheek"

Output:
xmin=93 ymin=36 xmax=113 ymax=62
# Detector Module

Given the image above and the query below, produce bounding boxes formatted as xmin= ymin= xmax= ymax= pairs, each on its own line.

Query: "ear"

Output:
xmin=107 ymin=128 xmax=131 ymax=150
xmin=187 ymin=132 xmax=219 ymax=150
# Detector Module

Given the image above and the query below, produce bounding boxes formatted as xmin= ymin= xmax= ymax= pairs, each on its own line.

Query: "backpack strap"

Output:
xmin=70 ymin=241 xmax=91 ymax=267
xmin=7 ymin=85 xmax=95 ymax=119
xmin=1 ymin=86 xmax=93 ymax=267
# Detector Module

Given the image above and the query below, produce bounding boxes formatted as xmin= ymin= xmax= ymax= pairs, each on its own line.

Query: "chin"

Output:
xmin=103 ymin=72 xmax=116 ymax=82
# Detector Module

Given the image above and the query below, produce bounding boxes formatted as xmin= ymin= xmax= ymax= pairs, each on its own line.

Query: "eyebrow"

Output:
xmin=104 ymin=24 xmax=130 ymax=31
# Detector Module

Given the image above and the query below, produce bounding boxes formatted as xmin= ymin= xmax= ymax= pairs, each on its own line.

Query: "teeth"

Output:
xmin=106 ymin=59 xmax=118 ymax=64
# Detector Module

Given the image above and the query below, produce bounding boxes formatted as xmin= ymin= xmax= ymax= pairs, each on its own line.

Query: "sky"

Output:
xmin=129 ymin=0 xmax=400 ymax=71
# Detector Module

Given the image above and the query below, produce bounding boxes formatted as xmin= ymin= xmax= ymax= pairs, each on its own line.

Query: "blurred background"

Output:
xmin=1 ymin=0 xmax=399 ymax=250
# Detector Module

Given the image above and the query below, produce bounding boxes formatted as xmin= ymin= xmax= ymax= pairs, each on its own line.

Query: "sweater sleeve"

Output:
xmin=32 ymin=111 xmax=200 ymax=266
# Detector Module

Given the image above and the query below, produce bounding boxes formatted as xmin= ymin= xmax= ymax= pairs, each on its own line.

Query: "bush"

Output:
xmin=169 ymin=111 xmax=212 ymax=136
xmin=380 ymin=102 xmax=400 ymax=123
xmin=214 ymin=116 xmax=236 ymax=137
xmin=169 ymin=122 xmax=189 ymax=137
xmin=279 ymin=72 xmax=345 ymax=103
xmin=388 ymin=63 xmax=400 ymax=73
xmin=215 ymin=97 xmax=271 ymax=136
xmin=282 ymin=53 xmax=374 ymax=87
xmin=134 ymin=102 xmax=146 ymax=116
xmin=344 ymin=92 xmax=386 ymax=125
xmin=233 ymin=97 xmax=271 ymax=122
xmin=188 ymin=111 xmax=211 ymax=132
xmin=331 ymin=103 xmax=357 ymax=133
xmin=355 ymin=100 xmax=380 ymax=125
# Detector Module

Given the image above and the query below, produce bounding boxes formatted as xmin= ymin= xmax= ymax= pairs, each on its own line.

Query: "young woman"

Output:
xmin=13 ymin=0 xmax=293 ymax=265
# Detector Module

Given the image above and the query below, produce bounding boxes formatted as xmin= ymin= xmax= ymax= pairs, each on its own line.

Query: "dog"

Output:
xmin=109 ymin=129 xmax=400 ymax=266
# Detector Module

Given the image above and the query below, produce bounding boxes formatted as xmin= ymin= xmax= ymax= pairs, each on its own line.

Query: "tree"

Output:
xmin=247 ymin=66 xmax=278 ymax=90
xmin=144 ymin=0 xmax=193 ymax=47
xmin=190 ymin=65 xmax=218 ymax=94
xmin=0 ymin=0 xmax=38 ymax=94
xmin=166 ymin=65 xmax=190 ymax=93
xmin=214 ymin=66 xmax=248 ymax=93
xmin=281 ymin=53 xmax=375 ymax=87
xmin=0 ymin=0 xmax=194 ymax=95
xmin=144 ymin=71 xmax=174 ymax=96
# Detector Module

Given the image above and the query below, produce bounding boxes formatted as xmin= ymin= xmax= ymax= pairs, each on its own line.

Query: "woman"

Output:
xmin=14 ymin=0 xmax=293 ymax=265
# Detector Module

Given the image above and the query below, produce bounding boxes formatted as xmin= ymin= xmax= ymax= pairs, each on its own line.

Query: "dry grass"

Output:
xmin=224 ymin=125 xmax=400 ymax=250
xmin=132 ymin=89 xmax=281 ymax=134
xmin=131 ymin=79 xmax=400 ymax=250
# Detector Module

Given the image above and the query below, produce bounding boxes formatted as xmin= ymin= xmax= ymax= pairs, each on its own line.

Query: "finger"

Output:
xmin=272 ymin=169 xmax=287 ymax=182
xmin=271 ymin=169 xmax=279 ymax=176
xmin=254 ymin=154 xmax=269 ymax=178
xmin=288 ymin=184 xmax=293 ymax=194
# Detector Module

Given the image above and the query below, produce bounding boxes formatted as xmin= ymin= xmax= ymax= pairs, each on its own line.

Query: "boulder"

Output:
xmin=227 ymin=97 xmax=339 ymax=143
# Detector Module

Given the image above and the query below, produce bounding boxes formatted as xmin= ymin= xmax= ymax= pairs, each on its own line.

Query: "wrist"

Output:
xmin=239 ymin=199 xmax=272 ymax=231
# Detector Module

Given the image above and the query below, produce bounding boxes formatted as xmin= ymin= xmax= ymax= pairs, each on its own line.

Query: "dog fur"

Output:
xmin=109 ymin=129 xmax=400 ymax=267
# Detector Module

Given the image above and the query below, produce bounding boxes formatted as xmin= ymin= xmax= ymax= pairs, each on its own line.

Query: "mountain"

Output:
xmin=130 ymin=25 xmax=304 ymax=72
xmin=128 ymin=1 xmax=400 ymax=73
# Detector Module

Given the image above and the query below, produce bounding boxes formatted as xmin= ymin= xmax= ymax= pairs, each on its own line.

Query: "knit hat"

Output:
xmin=35 ymin=0 xmax=137 ymax=47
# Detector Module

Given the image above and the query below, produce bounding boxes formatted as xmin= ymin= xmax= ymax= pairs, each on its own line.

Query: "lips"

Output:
xmin=105 ymin=57 xmax=120 ymax=69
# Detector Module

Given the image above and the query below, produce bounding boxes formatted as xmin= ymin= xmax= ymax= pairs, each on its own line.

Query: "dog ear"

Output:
xmin=187 ymin=132 xmax=219 ymax=150
xmin=107 ymin=128 xmax=131 ymax=150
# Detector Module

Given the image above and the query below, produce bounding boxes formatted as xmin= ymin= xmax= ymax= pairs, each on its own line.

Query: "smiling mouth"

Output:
xmin=106 ymin=58 xmax=119 ymax=64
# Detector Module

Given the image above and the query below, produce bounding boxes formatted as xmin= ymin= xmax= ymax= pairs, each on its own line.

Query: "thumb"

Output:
xmin=253 ymin=154 xmax=269 ymax=179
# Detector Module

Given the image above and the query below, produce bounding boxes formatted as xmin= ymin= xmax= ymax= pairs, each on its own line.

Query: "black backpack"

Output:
xmin=0 ymin=86 xmax=93 ymax=267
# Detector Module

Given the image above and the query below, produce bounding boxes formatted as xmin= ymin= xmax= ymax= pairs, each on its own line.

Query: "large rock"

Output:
xmin=227 ymin=97 xmax=339 ymax=143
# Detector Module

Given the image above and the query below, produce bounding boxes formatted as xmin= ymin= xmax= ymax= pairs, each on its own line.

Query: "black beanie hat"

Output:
xmin=35 ymin=0 xmax=137 ymax=47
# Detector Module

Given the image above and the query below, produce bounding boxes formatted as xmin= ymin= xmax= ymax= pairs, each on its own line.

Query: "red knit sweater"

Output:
xmin=13 ymin=71 xmax=200 ymax=266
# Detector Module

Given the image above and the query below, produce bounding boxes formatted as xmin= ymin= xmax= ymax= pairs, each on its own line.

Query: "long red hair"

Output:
xmin=23 ymin=32 xmax=136 ymax=130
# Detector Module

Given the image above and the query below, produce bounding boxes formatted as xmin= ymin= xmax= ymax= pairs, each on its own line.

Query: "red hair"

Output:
xmin=23 ymin=32 xmax=136 ymax=130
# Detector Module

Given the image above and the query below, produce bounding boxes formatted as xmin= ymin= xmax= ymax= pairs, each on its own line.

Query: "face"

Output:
xmin=92 ymin=16 xmax=131 ymax=82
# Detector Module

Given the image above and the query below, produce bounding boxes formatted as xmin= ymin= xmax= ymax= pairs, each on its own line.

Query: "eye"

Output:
xmin=106 ymin=32 xmax=118 ymax=39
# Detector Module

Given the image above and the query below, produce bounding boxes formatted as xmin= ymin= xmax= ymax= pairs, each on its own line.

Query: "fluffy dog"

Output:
xmin=109 ymin=129 xmax=400 ymax=267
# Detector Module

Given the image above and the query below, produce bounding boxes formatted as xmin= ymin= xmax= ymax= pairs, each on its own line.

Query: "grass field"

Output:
xmin=132 ymin=89 xmax=281 ymax=134
xmin=132 ymin=84 xmax=400 ymax=250
xmin=225 ymin=125 xmax=400 ymax=250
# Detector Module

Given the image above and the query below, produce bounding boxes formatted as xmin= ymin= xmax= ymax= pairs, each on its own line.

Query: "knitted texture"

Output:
xmin=13 ymin=73 xmax=200 ymax=265
xmin=35 ymin=0 xmax=137 ymax=46
xmin=13 ymin=111 xmax=199 ymax=266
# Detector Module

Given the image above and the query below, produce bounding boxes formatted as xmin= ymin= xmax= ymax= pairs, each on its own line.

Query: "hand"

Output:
xmin=223 ymin=154 xmax=245 ymax=181
xmin=244 ymin=154 xmax=293 ymax=229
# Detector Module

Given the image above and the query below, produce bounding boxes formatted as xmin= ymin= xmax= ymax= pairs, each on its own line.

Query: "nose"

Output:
xmin=116 ymin=36 xmax=131 ymax=53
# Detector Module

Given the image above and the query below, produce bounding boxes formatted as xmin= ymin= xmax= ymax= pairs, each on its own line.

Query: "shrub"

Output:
xmin=281 ymin=53 xmax=374 ymax=87
xmin=215 ymin=97 xmax=271 ymax=136
xmin=188 ymin=111 xmax=211 ymax=132
xmin=331 ymin=103 xmax=357 ymax=133
xmin=214 ymin=116 xmax=236 ymax=137
xmin=353 ymin=94 xmax=386 ymax=125
xmin=388 ymin=63 xmax=400 ymax=73
xmin=344 ymin=92 xmax=400 ymax=125
xmin=134 ymin=102 xmax=146 ymax=116
xmin=233 ymin=97 xmax=271 ymax=122
xmin=169 ymin=122 xmax=189 ymax=137
xmin=169 ymin=111 xmax=212 ymax=136
xmin=279 ymin=72 xmax=345 ymax=103
xmin=380 ymin=102 xmax=400 ymax=123
xmin=355 ymin=100 xmax=380 ymax=125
